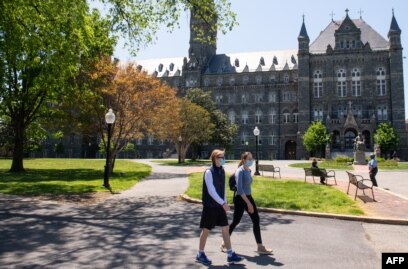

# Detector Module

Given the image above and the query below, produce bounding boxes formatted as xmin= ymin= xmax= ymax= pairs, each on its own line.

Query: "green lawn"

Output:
xmin=289 ymin=161 xmax=353 ymax=170
xmin=0 ymin=159 xmax=151 ymax=195
xmin=186 ymin=172 xmax=364 ymax=216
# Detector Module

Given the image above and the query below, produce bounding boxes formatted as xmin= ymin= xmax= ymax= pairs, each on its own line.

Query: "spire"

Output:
xmin=298 ymin=14 xmax=309 ymax=39
xmin=389 ymin=9 xmax=401 ymax=34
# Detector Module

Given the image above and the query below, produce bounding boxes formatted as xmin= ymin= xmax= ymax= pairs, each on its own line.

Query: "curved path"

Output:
xmin=0 ymin=160 xmax=407 ymax=268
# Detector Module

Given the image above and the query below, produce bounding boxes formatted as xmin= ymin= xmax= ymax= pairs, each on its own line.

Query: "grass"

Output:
xmin=289 ymin=161 xmax=353 ymax=170
xmin=186 ymin=172 xmax=364 ymax=216
xmin=0 ymin=159 xmax=151 ymax=195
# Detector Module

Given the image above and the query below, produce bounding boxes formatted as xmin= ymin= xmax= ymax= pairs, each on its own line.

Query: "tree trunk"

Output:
xmin=10 ymin=120 xmax=25 ymax=172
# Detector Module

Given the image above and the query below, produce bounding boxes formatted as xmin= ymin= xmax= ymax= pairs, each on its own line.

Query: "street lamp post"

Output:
xmin=104 ymin=109 xmax=116 ymax=188
xmin=253 ymin=126 xmax=260 ymax=175
xmin=178 ymin=135 xmax=182 ymax=164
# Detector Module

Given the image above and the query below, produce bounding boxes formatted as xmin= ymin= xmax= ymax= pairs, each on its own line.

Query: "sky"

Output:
xmin=106 ymin=0 xmax=408 ymax=116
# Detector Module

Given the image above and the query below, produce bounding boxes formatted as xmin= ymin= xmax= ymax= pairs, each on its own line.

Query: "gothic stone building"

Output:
xmin=136 ymin=10 xmax=407 ymax=160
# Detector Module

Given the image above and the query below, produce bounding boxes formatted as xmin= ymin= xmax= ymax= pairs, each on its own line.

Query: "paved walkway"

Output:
xmin=1 ymin=159 xmax=407 ymax=268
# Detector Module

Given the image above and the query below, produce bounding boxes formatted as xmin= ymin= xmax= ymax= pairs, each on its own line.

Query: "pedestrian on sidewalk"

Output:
xmin=311 ymin=158 xmax=326 ymax=184
xmin=196 ymin=149 xmax=243 ymax=266
xmin=221 ymin=152 xmax=273 ymax=255
xmin=368 ymin=154 xmax=378 ymax=187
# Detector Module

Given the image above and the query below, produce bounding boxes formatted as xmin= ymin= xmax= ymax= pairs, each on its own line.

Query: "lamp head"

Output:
xmin=105 ymin=109 xmax=116 ymax=124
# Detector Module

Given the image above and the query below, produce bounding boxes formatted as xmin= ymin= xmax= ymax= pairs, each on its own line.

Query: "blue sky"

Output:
xmin=105 ymin=0 xmax=408 ymax=116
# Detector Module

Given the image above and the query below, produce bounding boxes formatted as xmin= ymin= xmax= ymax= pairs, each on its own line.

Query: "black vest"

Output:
xmin=202 ymin=165 xmax=225 ymax=207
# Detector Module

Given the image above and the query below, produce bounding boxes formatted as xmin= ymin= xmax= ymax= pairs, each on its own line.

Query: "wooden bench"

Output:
xmin=258 ymin=164 xmax=281 ymax=178
xmin=303 ymin=168 xmax=337 ymax=185
xmin=346 ymin=171 xmax=375 ymax=201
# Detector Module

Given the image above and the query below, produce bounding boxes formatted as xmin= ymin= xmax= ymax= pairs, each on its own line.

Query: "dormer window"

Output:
xmin=234 ymin=58 xmax=239 ymax=67
xmin=158 ymin=63 xmax=163 ymax=72
xmin=259 ymin=57 xmax=265 ymax=66
xmin=169 ymin=63 xmax=174 ymax=71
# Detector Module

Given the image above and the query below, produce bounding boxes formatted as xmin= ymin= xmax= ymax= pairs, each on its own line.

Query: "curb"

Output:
xmin=179 ymin=194 xmax=408 ymax=226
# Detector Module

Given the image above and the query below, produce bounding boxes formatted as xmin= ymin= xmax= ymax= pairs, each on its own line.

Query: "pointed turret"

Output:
xmin=298 ymin=15 xmax=309 ymax=53
xmin=388 ymin=9 xmax=402 ymax=49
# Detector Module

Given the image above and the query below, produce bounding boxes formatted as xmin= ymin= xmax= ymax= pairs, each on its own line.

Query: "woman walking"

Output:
xmin=222 ymin=151 xmax=272 ymax=255
xmin=196 ymin=149 xmax=243 ymax=265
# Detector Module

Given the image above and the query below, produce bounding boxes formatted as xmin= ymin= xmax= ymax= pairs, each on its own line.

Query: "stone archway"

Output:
xmin=285 ymin=140 xmax=297 ymax=160
xmin=344 ymin=129 xmax=357 ymax=150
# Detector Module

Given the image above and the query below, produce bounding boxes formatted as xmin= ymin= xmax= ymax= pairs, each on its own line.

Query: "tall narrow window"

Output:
xmin=377 ymin=105 xmax=388 ymax=120
xmin=241 ymin=131 xmax=248 ymax=145
xmin=351 ymin=68 xmax=361 ymax=96
xmin=313 ymin=107 xmax=323 ymax=121
xmin=269 ymin=109 xmax=277 ymax=124
xmin=337 ymin=69 xmax=347 ymax=97
xmin=313 ymin=70 xmax=323 ymax=98
xmin=255 ymin=109 xmax=262 ymax=124
xmin=268 ymin=92 xmax=277 ymax=102
xmin=283 ymin=110 xmax=290 ymax=124
xmin=241 ymin=111 xmax=249 ymax=124
xmin=292 ymin=110 xmax=299 ymax=123
xmin=228 ymin=111 xmax=235 ymax=124
xmin=376 ymin=67 xmax=386 ymax=96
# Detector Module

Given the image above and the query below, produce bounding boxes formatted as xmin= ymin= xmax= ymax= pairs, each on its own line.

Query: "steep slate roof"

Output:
xmin=389 ymin=13 xmax=401 ymax=33
xmin=205 ymin=49 xmax=298 ymax=74
xmin=310 ymin=19 xmax=388 ymax=53
xmin=135 ymin=49 xmax=298 ymax=77
xmin=135 ymin=56 xmax=184 ymax=78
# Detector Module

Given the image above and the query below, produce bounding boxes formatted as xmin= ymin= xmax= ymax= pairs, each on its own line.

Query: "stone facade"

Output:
xmin=134 ymin=10 xmax=407 ymax=160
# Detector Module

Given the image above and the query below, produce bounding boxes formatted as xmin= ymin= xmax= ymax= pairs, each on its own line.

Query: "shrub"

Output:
xmin=335 ymin=156 xmax=353 ymax=163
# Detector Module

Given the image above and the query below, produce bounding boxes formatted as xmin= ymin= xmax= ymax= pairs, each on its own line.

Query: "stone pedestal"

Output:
xmin=354 ymin=151 xmax=366 ymax=165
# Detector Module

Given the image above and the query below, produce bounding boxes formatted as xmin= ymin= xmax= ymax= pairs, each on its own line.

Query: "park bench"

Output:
xmin=346 ymin=171 xmax=375 ymax=201
xmin=258 ymin=164 xmax=281 ymax=178
xmin=303 ymin=168 xmax=337 ymax=185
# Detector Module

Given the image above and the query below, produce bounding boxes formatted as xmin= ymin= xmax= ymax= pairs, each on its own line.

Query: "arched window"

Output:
xmin=313 ymin=70 xmax=323 ymax=98
xmin=351 ymin=68 xmax=361 ymax=96
xmin=337 ymin=69 xmax=347 ymax=97
xmin=376 ymin=67 xmax=386 ymax=96
xmin=344 ymin=130 xmax=356 ymax=149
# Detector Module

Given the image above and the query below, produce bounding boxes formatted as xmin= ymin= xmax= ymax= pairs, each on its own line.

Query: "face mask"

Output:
xmin=245 ymin=160 xmax=253 ymax=167
xmin=220 ymin=159 xmax=226 ymax=166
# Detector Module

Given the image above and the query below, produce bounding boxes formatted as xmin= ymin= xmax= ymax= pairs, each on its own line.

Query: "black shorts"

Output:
xmin=200 ymin=206 xmax=229 ymax=230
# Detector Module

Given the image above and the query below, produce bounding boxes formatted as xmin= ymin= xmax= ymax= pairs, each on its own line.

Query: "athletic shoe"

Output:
xmin=227 ymin=252 xmax=243 ymax=263
xmin=256 ymin=245 xmax=273 ymax=255
xmin=196 ymin=252 xmax=212 ymax=266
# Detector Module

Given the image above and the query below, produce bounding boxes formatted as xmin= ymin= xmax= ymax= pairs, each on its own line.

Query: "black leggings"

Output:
xmin=229 ymin=195 xmax=262 ymax=244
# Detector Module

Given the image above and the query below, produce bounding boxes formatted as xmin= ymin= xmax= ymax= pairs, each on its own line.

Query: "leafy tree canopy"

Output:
xmin=374 ymin=122 xmax=400 ymax=153
xmin=303 ymin=121 xmax=330 ymax=156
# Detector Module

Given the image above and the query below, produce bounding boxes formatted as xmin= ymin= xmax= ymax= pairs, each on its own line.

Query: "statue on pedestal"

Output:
xmin=353 ymin=133 xmax=366 ymax=165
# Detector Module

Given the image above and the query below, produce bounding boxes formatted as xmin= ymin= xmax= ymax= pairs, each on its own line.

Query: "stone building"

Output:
xmin=134 ymin=9 xmax=407 ymax=160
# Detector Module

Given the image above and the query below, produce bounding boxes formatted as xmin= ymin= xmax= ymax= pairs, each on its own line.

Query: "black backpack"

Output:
xmin=229 ymin=173 xmax=237 ymax=192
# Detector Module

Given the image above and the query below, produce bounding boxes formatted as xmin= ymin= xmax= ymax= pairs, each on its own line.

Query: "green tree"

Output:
xmin=98 ymin=0 xmax=237 ymax=54
xmin=185 ymin=88 xmax=238 ymax=159
xmin=174 ymin=99 xmax=214 ymax=163
xmin=374 ymin=122 xmax=400 ymax=158
xmin=303 ymin=121 xmax=331 ymax=157
xmin=0 ymin=1 xmax=113 ymax=172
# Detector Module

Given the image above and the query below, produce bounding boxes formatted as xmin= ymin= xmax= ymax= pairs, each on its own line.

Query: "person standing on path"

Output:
xmin=368 ymin=154 xmax=378 ymax=187
xmin=196 ymin=149 xmax=243 ymax=265
xmin=221 ymin=152 xmax=272 ymax=255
